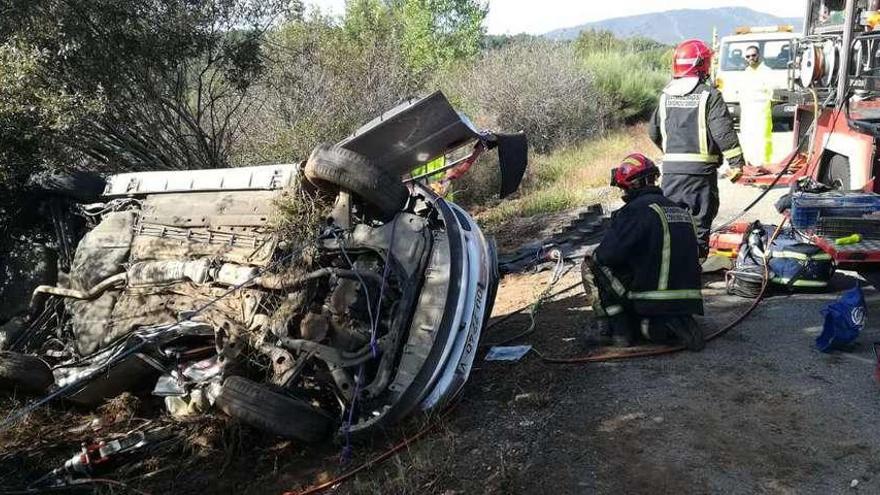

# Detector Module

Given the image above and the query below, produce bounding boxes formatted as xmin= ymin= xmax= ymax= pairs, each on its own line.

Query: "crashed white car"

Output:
xmin=0 ymin=92 xmax=527 ymax=442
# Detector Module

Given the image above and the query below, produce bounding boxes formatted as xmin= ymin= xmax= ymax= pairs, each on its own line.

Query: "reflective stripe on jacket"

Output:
xmin=649 ymin=79 xmax=745 ymax=175
xmin=594 ymin=186 xmax=704 ymax=316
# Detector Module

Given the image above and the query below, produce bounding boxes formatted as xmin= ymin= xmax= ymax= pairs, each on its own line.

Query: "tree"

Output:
xmin=391 ymin=0 xmax=488 ymax=74
xmin=0 ymin=0 xmax=299 ymax=177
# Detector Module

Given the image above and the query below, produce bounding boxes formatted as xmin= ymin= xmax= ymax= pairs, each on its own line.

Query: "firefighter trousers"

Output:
xmin=661 ymin=172 xmax=718 ymax=258
xmin=581 ymin=258 xmax=632 ymax=319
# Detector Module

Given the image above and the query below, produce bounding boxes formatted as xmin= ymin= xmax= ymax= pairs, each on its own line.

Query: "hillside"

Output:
xmin=545 ymin=7 xmax=802 ymax=45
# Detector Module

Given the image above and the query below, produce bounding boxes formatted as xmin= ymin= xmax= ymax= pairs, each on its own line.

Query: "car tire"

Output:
xmin=304 ymin=144 xmax=408 ymax=219
xmin=215 ymin=376 xmax=333 ymax=443
xmin=28 ymin=169 xmax=106 ymax=203
xmin=0 ymin=351 xmax=54 ymax=394
xmin=826 ymin=155 xmax=852 ymax=191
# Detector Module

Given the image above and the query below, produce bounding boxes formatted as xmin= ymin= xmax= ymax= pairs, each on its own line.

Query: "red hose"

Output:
xmin=284 ymin=403 xmax=459 ymax=495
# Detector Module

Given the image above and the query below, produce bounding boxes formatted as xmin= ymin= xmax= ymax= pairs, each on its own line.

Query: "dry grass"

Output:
xmin=476 ymin=124 xmax=658 ymax=237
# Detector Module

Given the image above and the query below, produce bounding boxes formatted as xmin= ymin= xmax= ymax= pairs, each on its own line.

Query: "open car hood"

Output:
xmin=338 ymin=91 xmax=528 ymax=198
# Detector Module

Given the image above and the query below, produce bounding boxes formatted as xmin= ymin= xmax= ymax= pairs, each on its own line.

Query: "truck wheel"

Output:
xmin=304 ymin=144 xmax=408 ymax=219
xmin=216 ymin=376 xmax=333 ymax=443
xmin=0 ymin=352 xmax=54 ymax=394
xmin=826 ymin=155 xmax=852 ymax=191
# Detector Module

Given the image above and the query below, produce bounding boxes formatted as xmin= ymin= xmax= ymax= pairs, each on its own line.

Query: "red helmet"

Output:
xmin=673 ymin=39 xmax=712 ymax=79
xmin=611 ymin=153 xmax=660 ymax=190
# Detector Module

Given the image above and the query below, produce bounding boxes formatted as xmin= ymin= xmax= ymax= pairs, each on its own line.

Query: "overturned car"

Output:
xmin=0 ymin=92 xmax=527 ymax=442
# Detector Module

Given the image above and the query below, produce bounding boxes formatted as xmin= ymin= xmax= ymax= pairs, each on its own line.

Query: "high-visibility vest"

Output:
xmin=740 ymin=64 xmax=774 ymax=166
xmin=658 ymin=90 xmax=718 ymax=164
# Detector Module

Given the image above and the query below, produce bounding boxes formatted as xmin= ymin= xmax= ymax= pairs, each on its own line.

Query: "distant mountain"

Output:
xmin=545 ymin=7 xmax=803 ymax=45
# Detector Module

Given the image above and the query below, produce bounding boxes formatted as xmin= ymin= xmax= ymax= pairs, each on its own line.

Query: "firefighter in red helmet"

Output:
xmin=649 ymin=39 xmax=745 ymax=259
xmin=583 ymin=153 xmax=704 ymax=350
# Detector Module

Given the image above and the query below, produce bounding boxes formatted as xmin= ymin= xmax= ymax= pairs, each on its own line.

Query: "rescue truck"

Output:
xmin=776 ymin=0 xmax=880 ymax=191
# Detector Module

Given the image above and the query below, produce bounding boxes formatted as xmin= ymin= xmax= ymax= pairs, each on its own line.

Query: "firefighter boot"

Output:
xmin=588 ymin=317 xmax=615 ymax=346
xmin=662 ymin=315 xmax=705 ymax=351
xmin=609 ymin=313 xmax=637 ymax=347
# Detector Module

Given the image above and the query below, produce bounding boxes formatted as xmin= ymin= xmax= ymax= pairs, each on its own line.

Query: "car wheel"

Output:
xmin=304 ymin=144 xmax=408 ymax=219
xmin=0 ymin=351 xmax=54 ymax=394
xmin=28 ymin=169 xmax=106 ymax=203
xmin=215 ymin=376 xmax=333 ymax=443
xmin=826 ymin=155 xmax=852 ymax=191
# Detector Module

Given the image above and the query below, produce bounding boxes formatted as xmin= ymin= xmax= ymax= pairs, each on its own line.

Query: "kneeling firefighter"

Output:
xmin=582 ymin=153 xmax=705 ymax=350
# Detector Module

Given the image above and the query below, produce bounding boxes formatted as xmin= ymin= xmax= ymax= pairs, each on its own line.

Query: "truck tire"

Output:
xmin=304 ymin=144 xmax=408 ymax=219
xmin=216 ymin=376 xmax=333 ymax=443
xmin=28 ymin=169 xmax=106 ymax=203
xmin=0 ymin=352 xmax=54 ymax=394
xmin=826 ymin=155 xmax=852 ymax=191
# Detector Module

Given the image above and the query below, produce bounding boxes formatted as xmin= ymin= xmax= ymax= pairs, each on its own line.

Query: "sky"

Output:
xmin=303 ymin=0 xmax=806 ymax=35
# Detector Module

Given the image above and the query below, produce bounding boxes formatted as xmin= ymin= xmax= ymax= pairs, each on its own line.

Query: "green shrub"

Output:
xmin=583 ymin=51 xmax=669 ymax=123
xmin=442 ymin=40 xmax=612 ymax=154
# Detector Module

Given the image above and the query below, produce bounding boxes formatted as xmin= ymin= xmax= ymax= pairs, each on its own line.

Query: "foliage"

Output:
xmin=341 ymin=0 xmax=487 ymax=75
xmin=574 ymin=29 xmax=666 ymax=56
xmin=0 ymin=0 xmax=298 ymax=178
xmin=390 ymin=0 xmax=488 ymax=74
xmin=574 ymin=29 xmax=671 ymax=123
xmin=0 ymin=41 xmax=100 ymax=186
xmin=583 ymin=51 xmax=669 ymax=123
xmin=232 ymin=14 xmax=420 ymax=164
xmin=232 ymin=0 xmax=487 ymax=164
xmin=444 ymin=40 xmax=611 ymax=154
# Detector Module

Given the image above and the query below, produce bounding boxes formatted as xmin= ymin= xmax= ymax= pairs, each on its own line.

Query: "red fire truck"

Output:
xmin=744 ymin=0 xmax=880 ymax=192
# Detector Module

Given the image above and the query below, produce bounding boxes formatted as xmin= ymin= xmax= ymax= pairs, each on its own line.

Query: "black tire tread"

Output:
xmin=304 ymin=144 xmax=408 ymax=218
xmin=0 ymin=352 xmax=54 ymax=394
xmin=216 ymin=376 xmax=332 ymax=443
xmin=827 ymin=155 xmax=852 ymax=191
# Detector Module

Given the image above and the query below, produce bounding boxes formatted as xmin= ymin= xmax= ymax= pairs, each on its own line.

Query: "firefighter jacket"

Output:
xmin=594 ymin=186 xmax=704 ymax=316
xmin=649 ymin=77 xmax=745 ymax=175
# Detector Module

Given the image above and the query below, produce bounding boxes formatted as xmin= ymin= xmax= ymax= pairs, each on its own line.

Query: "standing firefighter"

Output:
xmin=649 ymin=39 xmax=745 ymax=257
xmin=582 ymin=153 xmax=705 ymax=350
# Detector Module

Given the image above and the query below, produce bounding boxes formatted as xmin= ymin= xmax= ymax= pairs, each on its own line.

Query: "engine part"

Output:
xmin=70 ymin=211 xmax=135 ymax=291
xmin=31 ymin=273 xmax=127 ymax=305
xmin=214 ymin=263 xmax=259 ymax=286
xmin=329 ymin=365 xmax=355 ymax=400
xmin=127 ymin=260 xmax=211 ymax=286
xmin=300 ymin=312 xmax=329 ymax=342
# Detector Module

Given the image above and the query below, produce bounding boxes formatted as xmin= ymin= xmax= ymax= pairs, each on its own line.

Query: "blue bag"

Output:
xmin=816 ymin=285 xmax=867 ymax=353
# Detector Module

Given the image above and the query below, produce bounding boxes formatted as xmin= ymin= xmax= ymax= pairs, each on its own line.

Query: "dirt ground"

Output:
xmin=5 ymin=180 xmax=880 ymax=494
